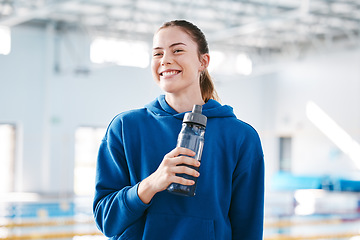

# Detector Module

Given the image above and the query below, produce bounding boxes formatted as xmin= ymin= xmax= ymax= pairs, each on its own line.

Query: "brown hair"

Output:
xmin=158 ymin=20 xmax=219 ymax=102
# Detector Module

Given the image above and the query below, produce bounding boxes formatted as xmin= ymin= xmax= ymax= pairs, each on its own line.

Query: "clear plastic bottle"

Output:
xmin=167 ymin=105 xmax=207 ymax=196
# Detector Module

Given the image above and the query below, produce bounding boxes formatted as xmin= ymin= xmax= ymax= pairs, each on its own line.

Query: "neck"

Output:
xmin=165 ymin=93 xmax=205 ymax=113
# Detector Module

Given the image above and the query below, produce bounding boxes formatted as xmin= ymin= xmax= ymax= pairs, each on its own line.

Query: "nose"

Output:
xmin=161 ymin=52 xmax=172 ymax=66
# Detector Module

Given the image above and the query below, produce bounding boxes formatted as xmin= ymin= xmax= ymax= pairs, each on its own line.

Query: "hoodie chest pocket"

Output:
xmin=142 ymin=213 xmax=215 ymax=240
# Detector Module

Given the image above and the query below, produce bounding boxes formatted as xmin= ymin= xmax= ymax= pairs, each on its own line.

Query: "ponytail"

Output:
xmin=200 ymin=69 xmax=219 ymax=102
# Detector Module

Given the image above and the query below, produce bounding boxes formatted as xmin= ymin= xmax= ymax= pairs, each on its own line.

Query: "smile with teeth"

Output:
xmin=160 ymin=70 xmax=181 ymax=77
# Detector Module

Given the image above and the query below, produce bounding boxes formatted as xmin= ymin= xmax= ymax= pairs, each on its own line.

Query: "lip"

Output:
xmin=159 ymin=69 xmax=182 ymax=77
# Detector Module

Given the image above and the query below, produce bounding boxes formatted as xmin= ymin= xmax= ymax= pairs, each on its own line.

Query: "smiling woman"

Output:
xmin=93 ymin=20 xmax=264 ymax=240
xmin=151 ymin=27 xmax=208 ymax=108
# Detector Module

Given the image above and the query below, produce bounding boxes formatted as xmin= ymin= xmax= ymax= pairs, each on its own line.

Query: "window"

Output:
xmin=279 ymin=136 xmax=292 ymax=172
xmin=0 ymin=124 xmax=16 ymax=193
xmin=0 ymin=26 xmax=11 ymax=55
xmin=74 ymin=126 xmax=106 ymax=196
xmin=90 ymin=37 xmax=149 ymax=68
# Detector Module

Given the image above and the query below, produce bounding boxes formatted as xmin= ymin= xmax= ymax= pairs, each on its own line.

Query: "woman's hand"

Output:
xmin=138 ymin=147 xmax=200 ymax=204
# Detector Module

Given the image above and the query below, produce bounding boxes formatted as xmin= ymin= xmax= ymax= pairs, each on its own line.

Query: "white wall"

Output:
xmin=0 ymin=24 xmax=161 ymax=194
xmin=1 ymin=24 xmax=359 ymax=195
xmin=276 ymin=51 xmax=360 ymax=178
xmin=0 ymin=25 xmax=46 ymax=193
xmin=211 ymin=49 xmax=360 ymax=184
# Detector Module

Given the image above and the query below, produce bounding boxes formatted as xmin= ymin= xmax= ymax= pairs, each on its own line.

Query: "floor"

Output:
xmin=1 ymin=190 xmax=359 ymax=240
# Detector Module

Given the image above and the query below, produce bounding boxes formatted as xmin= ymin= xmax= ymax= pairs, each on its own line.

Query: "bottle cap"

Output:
xmin=183 ymin=105 xmax=207 ymax=127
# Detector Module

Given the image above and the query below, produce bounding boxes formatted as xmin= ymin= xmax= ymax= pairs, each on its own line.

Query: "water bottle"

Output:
xmin=167 ymin=105 xmax=207 ymax=196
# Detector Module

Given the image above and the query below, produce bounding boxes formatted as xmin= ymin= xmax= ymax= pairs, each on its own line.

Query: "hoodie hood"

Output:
xmin=145 ymin=95 xmax=236 ymax=120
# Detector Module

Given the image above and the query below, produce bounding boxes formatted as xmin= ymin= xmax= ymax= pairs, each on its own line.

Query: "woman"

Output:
xmin=93 ymin=20 xmax=264 ymax=239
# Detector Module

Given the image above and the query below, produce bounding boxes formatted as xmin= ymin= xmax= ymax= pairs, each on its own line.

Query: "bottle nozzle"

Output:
xmin=183 ymin=104 xmax=207 ymax=127
xmin=192 ymin=105 xmax=202 ymax=114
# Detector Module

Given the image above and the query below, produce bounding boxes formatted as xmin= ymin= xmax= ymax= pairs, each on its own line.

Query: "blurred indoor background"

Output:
xmin=0 ymin=0 xmax=360 ymax=239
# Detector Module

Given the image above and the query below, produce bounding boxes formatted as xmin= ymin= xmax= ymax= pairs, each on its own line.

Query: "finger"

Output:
xmin=173 ymin=165 xmax=200 ymax=177
xmin=176 ymin=147 xmax=196 ymax=157
xmin=173 ymin=176 xmax=195 ymax=186
xmin=166 ymin=147 xmax=195 ymax=158
xmin=174 ymin=155 xmax=201 ymax=167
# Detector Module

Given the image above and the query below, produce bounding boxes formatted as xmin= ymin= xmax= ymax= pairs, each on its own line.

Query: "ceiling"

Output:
xmin=1 ymin=0 xmax=360 ymax=64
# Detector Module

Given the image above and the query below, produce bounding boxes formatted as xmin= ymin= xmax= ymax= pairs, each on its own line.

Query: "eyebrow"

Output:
xmin=153 ymin=42 xmax=187 ymax=50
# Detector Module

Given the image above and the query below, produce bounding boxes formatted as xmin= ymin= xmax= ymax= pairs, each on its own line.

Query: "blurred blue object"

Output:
xmin=271 ymin=172 xmax=322 ymax=191
xmin=2 ymin=202 xmax=75 ymax=219
xmin=271 ymin=172 xmax=360 ymax=192
xmin=338 ymin=179 xmax=360 ymax=192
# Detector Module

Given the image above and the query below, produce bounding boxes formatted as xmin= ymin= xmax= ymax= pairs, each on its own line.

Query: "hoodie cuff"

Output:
xmin=125 ymin=183 xmax=151 ymax=213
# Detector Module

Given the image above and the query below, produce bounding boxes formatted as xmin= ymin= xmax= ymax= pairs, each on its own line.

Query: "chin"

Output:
xmin=158 ymin=81 xmax=176 ymax=92
xmin=160 ymin=87 xmax=177 ymax=94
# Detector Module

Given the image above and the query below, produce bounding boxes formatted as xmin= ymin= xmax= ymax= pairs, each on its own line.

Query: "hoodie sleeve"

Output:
xmin=229 ymin=129 xmax=265 ymax=240
xmin=93 ymin=117 xmax=150 ymax=238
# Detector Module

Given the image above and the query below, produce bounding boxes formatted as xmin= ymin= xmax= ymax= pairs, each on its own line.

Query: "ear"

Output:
xmin=199 ymin=53 xmax=210 ymax=71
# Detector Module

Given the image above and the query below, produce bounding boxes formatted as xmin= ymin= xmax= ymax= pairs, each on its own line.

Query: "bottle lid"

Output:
xmin=183 ymin=105 xmax=207 ymax=127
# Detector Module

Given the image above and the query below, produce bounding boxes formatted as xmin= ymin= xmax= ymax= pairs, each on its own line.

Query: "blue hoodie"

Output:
xmin=93 ymin=95 xmax=264 ymax=240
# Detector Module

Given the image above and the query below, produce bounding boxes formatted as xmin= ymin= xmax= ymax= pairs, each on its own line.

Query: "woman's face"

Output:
xmin=151 ymin=26 xmax=208 ymax=96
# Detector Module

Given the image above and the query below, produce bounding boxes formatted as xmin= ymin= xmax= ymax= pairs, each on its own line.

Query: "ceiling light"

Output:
xmin=236 ymin=53 xmax=252 ymax=75
xmin=208 ymin=50 xmax=224 ymax=73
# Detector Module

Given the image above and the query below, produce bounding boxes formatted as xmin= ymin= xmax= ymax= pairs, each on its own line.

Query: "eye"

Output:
xmin=153 ymin=52 xmax=163 ymax=57
xmin=174 ymin=49 xmax=183 ymax=53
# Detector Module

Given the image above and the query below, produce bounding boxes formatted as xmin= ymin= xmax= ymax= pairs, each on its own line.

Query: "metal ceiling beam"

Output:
xmin=0 ymin=0 xmax=76 ymax=27
xmin=206 ymin=7 xmax=303 ymax=43
xmin=1 ymin=0 xmax=359 ymax=62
